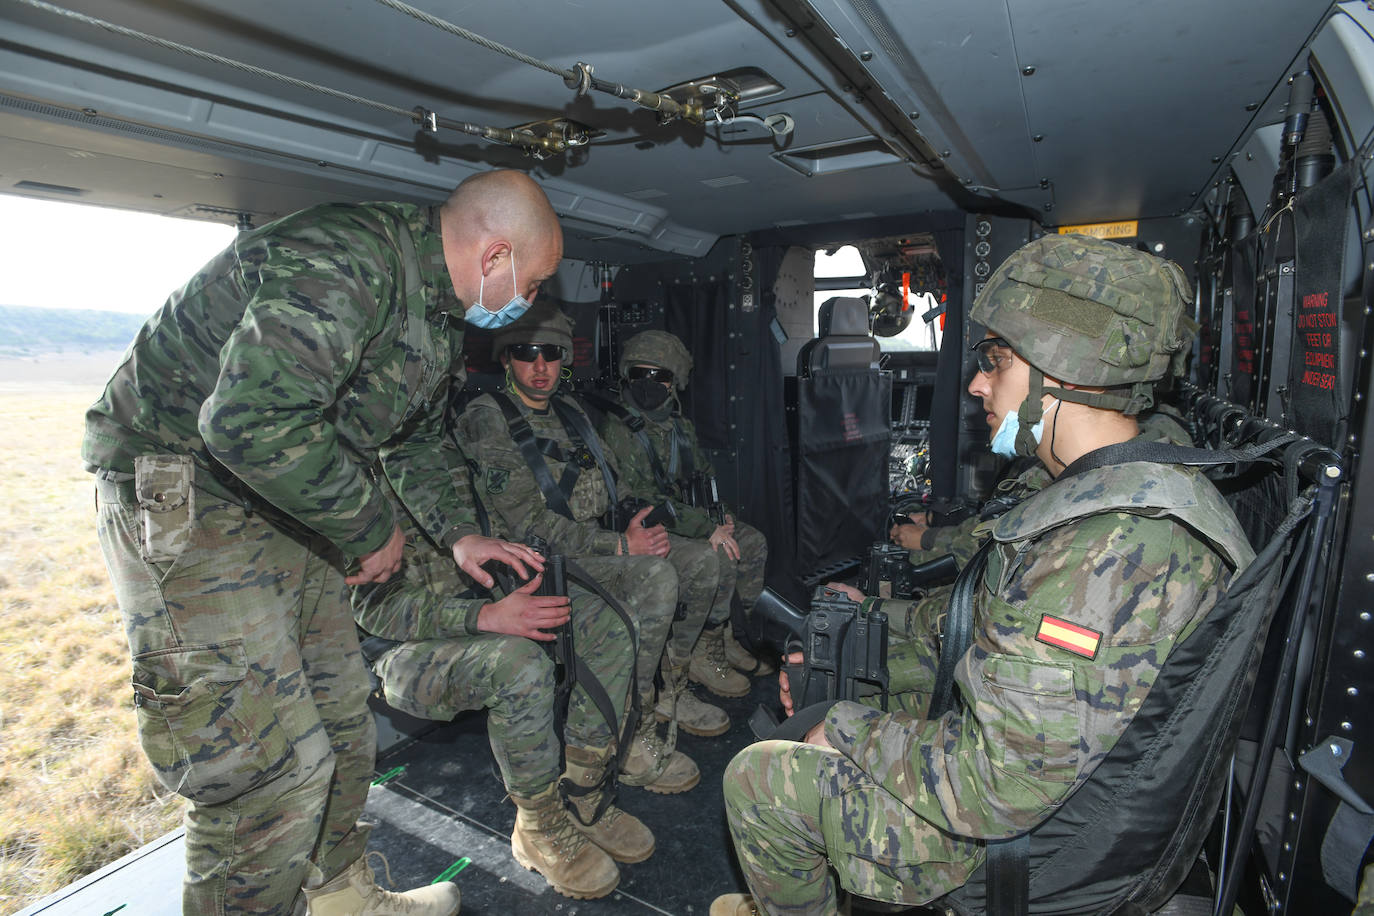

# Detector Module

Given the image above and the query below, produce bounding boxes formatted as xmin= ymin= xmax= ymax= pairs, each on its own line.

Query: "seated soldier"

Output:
xmin=455 ymin=300 xmax=722 ymax=793
xmin=597 ymin=330 xmax=773 ymax=692
xmin=352 ymin=478 xmax=647 ymax=900
xmin=890 ymin=400 xmax=1195 ymax=570
xmin=711 ymin=235 xmax=1254 ymax=915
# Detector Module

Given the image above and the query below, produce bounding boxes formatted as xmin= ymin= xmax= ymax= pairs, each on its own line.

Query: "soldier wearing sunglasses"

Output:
xmin=454 ymin=300 xmax=720 ymax=797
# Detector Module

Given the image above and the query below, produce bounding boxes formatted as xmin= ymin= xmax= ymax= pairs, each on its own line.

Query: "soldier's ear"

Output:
xmin=481 ymin=240 xmax=512 ymax=277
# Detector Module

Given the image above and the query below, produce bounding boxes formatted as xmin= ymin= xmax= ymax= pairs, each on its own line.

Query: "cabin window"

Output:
xmin=812 ymin=245 xmax=943 ymax=353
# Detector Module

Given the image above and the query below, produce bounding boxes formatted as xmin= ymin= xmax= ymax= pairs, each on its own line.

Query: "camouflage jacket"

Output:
xmin=826 ymin=450 xmax=1254 ymax=839
xmin=456 ymin=391 xmax=630 ymax=557
xmin=83 ymin=202 xmax=476 ymax=558
xmin=907 ymin=410 xmax=1190 ymax=569
xmin=596 ymin=393 xmax=717 ymax=539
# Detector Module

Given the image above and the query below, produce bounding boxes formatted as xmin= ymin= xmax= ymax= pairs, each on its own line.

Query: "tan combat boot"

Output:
xmin=710 ymin=893 xmax=758 ymax=915
xmin=689 ymin=624 xmax=752 ymax=697
xmin=303 ymin=854 xmax=460 ymax=915
xmin=723 ymin=622 xmax=776 ymax=677
xmin=658 ymin=654 xmax=731 ymax=735
xmin=563 ymin=744 xmax=656 ymax=863
xmin=510 ymin=785 xmax=620 ymax=899
xmin=620 ymin=696 xmax=701 ymax=793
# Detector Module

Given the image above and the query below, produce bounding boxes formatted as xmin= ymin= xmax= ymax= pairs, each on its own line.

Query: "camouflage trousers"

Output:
xmin=707 ymin=520 xmax=768 ymax=627
xmin=723 ymin=739 xmax=983 ymax=914
xmin=573 ymin=554 xmax=678 ymax=703
xmin=94 ymin=461 xmax=373 ymax=915
xmin=371 ymin=583 xmax=636 ymax=797
xmin=721 ymin=603 xmax=973 ymax=914
xmin=661 ymin=534 xmax=719 ymax=662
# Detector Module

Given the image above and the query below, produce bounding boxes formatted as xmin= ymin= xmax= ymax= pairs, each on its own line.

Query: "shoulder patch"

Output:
xmin=1036 ymin=614 xmax=1101 ymax=659
xmin=485 ymin=466 xmax=510 ymax=494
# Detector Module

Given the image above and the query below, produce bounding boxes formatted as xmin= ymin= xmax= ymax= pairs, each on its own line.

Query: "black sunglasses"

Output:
xmin=627 ymin=366 xmax=674 ymax=384
xmin=971 ymin=337 xmax=1013 ymax=374
xmin=507 ymin=343 xmax=567 ymax=363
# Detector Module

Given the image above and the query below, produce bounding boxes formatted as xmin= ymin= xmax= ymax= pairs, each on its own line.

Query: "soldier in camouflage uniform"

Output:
xmin=598 ymin=331 xmax=774 ymax=694
xmin=891 ymin=407 xmax=1190 ymax=571
xmin=83 ymin=169 xmax=563 ymax=915
xmin=453 ymin=300 xmax=712 ymax=793
xmin=351 ymin=476 xmax=648 ymax=900
xmin=712 ymin=234 xmax=1254 ymax=915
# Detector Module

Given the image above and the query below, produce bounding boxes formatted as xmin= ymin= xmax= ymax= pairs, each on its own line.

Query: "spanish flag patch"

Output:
xmin=1036 ymin=615 xmax=1102 ymax=659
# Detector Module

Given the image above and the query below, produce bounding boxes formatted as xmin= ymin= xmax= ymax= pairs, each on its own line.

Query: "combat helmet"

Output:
xmin=620 ymin=330 xmax=693 ymax=390
xmin=969 ymin=233 xmax=1193 ymax=456
xmin=491 ymin=298 xmax=574 ymax=360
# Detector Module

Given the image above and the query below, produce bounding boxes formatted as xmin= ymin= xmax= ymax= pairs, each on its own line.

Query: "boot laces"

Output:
xmin=704 ymin=627 xmax=731 ymax=673
xmin=538 ymin=795 xmax=590 ymax=862
xmin=360 ymin=852 xmax=430 ymax=912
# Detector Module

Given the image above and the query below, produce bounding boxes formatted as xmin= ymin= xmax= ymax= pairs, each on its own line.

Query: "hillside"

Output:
xmin=0 ymin=305 xmax=145 ymax=359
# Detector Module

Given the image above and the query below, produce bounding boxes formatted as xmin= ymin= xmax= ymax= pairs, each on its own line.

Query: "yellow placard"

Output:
xmin=1057 ymin=220 xmax=1139 ymax=239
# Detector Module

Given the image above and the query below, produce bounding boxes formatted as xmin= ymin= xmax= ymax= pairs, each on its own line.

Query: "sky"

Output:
xmin=0 ymin=193 xmax=239 ymax=316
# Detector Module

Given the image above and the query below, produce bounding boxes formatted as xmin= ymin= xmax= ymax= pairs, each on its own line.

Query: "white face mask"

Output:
xmin=464 ymin=249 xmax=530 ymax=329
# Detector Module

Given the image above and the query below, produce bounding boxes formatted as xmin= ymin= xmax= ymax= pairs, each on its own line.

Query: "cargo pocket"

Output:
xmin=134 ymin=453 xmax=195 ymax=568
xmin=977 ymin=653 xmax=1080 ymax=786
xmin=132 ymin=641 xmax=296 ymax=806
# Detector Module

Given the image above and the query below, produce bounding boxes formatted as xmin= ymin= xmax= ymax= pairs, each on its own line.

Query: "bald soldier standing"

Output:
xmin=712 ymin=235 xmax=1255 ymax=915
xmin=84 ymin=170 xmax=563 ymax=915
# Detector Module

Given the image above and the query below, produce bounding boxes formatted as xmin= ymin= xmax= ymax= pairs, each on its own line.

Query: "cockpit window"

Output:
xmin=812 ymin=245 xmax=942 ymax=353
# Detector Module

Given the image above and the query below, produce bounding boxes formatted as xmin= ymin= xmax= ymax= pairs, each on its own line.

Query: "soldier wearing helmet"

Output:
xmin=600 ymin=331 xmax=774 ymax=700
xmin=712 ymin=235 xmax=1253 ymax=915
xmin=454 ymin=301 xmax=725 ymax=798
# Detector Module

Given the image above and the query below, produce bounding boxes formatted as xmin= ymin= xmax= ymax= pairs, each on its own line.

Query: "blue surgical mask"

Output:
xmin=464 ymin=249 xmax=530 ymax=329
xmin=990 ymin=409 xmax=1044 ymax=458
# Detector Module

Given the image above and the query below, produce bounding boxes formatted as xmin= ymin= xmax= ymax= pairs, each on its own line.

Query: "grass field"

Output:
xmin=0 ymin=382 xmax=185 ymax=913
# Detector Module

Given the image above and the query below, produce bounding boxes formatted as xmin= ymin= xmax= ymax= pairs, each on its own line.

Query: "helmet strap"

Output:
xmin=1043 ymin=383 xmax=1151 ymax=415
xmin=1014 ymin=368 xmax=1046 ymax=457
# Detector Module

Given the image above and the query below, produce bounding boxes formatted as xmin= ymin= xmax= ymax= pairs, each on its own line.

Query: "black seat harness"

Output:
xmin=488 ymin=390 xmax=618 ymax=521
xmin=932 ymin=434 xmax=1298 ymax=916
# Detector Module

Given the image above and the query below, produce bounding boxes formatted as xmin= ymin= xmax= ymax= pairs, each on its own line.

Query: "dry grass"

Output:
xmin=0 ymin=384 xmax=185 ymax=914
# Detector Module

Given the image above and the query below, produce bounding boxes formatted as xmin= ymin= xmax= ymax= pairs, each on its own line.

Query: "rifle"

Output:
xmin=865 ymin=543 xmax=960 ymax=599
xmin=748 ymin=586 xmax=889 ymax=738
xmin=490 ymin=535 xmax=573 ymax=676
xmin=686 ymin=471 xmax=726 ymax=525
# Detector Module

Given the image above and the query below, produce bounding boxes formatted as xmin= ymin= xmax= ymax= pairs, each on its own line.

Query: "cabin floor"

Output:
xmin=360 ymin=675 xmax=770 ymax=915
xmin=19 ymin=674 xmax=781 ymax=916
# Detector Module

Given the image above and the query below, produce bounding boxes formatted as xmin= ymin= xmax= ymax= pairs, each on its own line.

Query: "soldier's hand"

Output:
xmin=476 ymin=574 xmax=571 ymax=641
xmin=890 ymin=516 xmax=927 ymax=549
xmin=823 ymin=581 xmax=866 ymax=603
xmin=803 ymin=721 xmax=833 ymax=749
xmin=625 ymin=506 xmax=670 ymax=557
xmin=453 ymin=535 xmax=546 ymax=587
xmin=708 ymin=524 xmax=741 ymax=561
xmin=778 ymin=650 xmax=804 ymax=717
xmin=346 ymin=524 xmax=406 ymax=585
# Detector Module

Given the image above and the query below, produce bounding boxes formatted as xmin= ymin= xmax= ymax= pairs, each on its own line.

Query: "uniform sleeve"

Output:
xmin=907 ymin=516 xmax=984 ymax=569
xmin=351 ymin=536 xmax=489 ymax=641
xmin=825 ymin=514 xmax=1227 ymax=838
xmin=458 ymin=400 xmax=621 ymax=557
xmin=383 ymin=370 xmax=481 ymax=550
xmin=666 ymin=498 xmax=713 ymax=538
xmin=199 ymin=215 xmax=400 ymax=557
